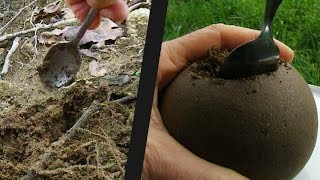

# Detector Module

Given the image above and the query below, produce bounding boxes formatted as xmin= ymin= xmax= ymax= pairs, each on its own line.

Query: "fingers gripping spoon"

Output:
xmin=38 ymin=8 xmax=98 ymax=88
xmin=219 ymin=0 xmax=283 ymax=79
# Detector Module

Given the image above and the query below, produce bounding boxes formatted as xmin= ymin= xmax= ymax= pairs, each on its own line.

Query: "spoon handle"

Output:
xmin=70 ymin=8 xmax=98 ymax=46
xmin=263 ymin=0 xmax=283 ymax=32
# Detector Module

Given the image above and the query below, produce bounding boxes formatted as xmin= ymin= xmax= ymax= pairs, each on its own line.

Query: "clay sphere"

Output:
xmin=160 ymin=63 xmax=318 ymax=180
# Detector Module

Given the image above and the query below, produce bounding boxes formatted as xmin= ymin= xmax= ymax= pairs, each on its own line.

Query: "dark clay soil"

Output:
xmin=160 ymin=46 xmax=317 ymax=180
xmin=189 ymin=47 xmax=283 ymax=79
xmin=189 ymin=47 xmax=229 ymax=79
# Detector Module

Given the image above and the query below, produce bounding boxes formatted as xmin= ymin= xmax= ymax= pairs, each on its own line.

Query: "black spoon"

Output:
xmin=219 ymin=0 xmax=283 ymax=79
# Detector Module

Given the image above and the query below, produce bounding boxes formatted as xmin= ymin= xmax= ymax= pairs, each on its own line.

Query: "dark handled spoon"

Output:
xmin=219 ymin=0 xmax=283 ymax=79
xmin=38 ymin=8 xmax=98 ymax=88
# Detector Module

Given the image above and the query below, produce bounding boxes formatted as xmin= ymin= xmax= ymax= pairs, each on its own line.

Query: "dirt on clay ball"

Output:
xmin=0 ymin=0 xmax=150 ymax=179
xmin=188 ymin=47 xmax=283 ymax=79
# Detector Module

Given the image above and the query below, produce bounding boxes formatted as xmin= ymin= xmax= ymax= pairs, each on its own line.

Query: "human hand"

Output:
xmin=142 ymin=24 xmax=294 ymax=180
xmin=66 ymin=0 xmax=128 ymax=29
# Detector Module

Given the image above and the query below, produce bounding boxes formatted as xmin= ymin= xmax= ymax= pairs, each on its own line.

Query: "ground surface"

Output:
xmin=164 ymin=0 xmax=320 ymax=86
xmin=0 ymin=0 xmax=149 ymax=179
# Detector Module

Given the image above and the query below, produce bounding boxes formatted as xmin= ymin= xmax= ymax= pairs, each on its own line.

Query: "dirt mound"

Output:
xmin=189 ymin=47 xmax=229 ymax=79
xmin=0 ymin=80 xmax=136 ymax=179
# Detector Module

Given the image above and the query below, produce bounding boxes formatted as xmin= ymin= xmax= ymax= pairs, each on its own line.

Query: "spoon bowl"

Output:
xmin=37 ymin=42 xmax=81 ymax=88
xmin=219 ymin=0 xmax=283 ymax=79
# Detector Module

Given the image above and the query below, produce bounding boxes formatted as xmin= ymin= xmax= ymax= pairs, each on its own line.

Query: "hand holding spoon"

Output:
xmin=219 ymin=0 xmax=283 ymax=79
xmin=38 ymin=8 xmax=98 ymax=88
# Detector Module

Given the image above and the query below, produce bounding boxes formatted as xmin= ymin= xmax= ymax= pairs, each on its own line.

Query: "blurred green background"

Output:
xmin=163 ymin=0 xmax=320 ymax=85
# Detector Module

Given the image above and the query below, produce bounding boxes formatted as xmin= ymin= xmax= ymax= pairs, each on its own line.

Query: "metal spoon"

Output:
xmin=38 ymin=8 xmax=98 ymax=88
xmin=219 ymin=0 xmax=283 ymax=79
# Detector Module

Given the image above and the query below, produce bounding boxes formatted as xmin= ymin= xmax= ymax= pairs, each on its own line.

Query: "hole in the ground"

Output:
xmin=105 ymin=39 xmax=116 ymax=45
xmin=80 ymin=42 xmax=97 ymax=49
xmin=109 ymin=93 xmax=126 ymax=101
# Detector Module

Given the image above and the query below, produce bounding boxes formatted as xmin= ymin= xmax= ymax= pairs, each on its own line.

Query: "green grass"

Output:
xmin=163 ymin=0 xmax=320 ymax=85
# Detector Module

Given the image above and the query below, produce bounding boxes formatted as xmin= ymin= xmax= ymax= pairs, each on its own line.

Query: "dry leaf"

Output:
xmin=38 ymin=34 xmax=64 ymax=45
xmin=61 ymin=7 xmax=75 ymax=19
xmin=34 ymin=1 xmax=62 ymax=23
xmin=89 ymin=60 xmax=108 ymax=77
xmin=80 ymin=49 xmax=101 ymax=60
xmin=50 ymin=18 xmax=124 ymax=46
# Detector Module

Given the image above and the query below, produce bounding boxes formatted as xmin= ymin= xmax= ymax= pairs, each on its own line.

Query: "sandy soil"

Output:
xmin=0 ymin=0 xmax=149 ymax=179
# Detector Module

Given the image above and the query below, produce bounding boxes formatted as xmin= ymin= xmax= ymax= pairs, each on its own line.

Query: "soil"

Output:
xmin=189 ymin=47 xmax=229 ymax=79
xmin=0 ymin=0 xmax=148 ymax=179
xmin=188 ymin=47 xmax=281 ymax=79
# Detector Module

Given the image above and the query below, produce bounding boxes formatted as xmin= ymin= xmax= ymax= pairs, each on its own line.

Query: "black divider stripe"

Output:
xmin=124 ymin=0 xmax=169 ymax=180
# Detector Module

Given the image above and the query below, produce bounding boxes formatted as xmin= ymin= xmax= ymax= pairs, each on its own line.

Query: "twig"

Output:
xmin=0 ymin=18 xmax=77 ymax=42
xmin=0 ymin=37 xmax=20 ymax=79
xmin=127 ymin=0 xmax=144 ymax=7
xmin=29 ymin=5 xmax=38 ymax=28
xmin=0 ymin=0 xmax=38 ymax=34
xmin=22 ymin=101 xmax=101 ymax=180
xmin=20 ymin=38 xmax=30 ymax=49
xmin=95 ymin=141 xmax=101 ymax=172
xmin=33 ymin=26 xmax=39 ymax=55
xmin=128 ymin=2 xmax=151 ymax=12
xmin=112 ymin=95 xmax=136 ymax=103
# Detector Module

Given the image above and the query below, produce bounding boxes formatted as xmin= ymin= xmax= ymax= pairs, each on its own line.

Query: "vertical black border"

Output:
xmin=124 ymin=0 xmax=168 ymax=180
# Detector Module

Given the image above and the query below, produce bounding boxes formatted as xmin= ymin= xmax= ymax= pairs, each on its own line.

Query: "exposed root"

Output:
xmin=22 ymin=101 xmax=101 ymax=180
xmin=77 ymin=128 xmax=126 ymax=174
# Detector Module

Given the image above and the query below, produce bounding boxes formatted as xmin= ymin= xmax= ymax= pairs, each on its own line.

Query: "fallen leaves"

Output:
xmin=39 ymin=18 xmax=123 ymax=47
xmin=50 ymin=18 xmax=123 ymax=46
xmin=36 ymin=9 xmax=124 ymax=61
xmin=38 ymin=33 xmax=64 ymax=45
xmin=33 ymin=1 xmax=63 ymax=23
xmin=80 ymin=49 xmax=101 ymax=60
xmin=61 ymin=7 xmax=75 ymax=19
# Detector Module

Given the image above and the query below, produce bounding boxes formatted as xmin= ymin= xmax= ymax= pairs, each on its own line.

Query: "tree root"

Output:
xmin=22 ymin=101 xmax=101 ymax=180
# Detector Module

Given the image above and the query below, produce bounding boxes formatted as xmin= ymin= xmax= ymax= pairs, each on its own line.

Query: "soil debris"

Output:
xmin=189 ymin=46 xmax=283 ymax=80
xmin=0 ymin=80 xmax=135 ymax=179
xmin=189 ymin=47 xmax=229 ymax=79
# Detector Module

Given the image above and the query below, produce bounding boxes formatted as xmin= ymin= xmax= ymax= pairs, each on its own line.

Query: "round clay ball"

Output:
xmin=160 ymin=62 xmax=318 ymax=180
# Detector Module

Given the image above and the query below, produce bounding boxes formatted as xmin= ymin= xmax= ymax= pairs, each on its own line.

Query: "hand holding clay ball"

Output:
xmin=142 ymin=24 xmax=294 ymax=180
xmin=66 ymin=0 xmax=128 ymax=29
